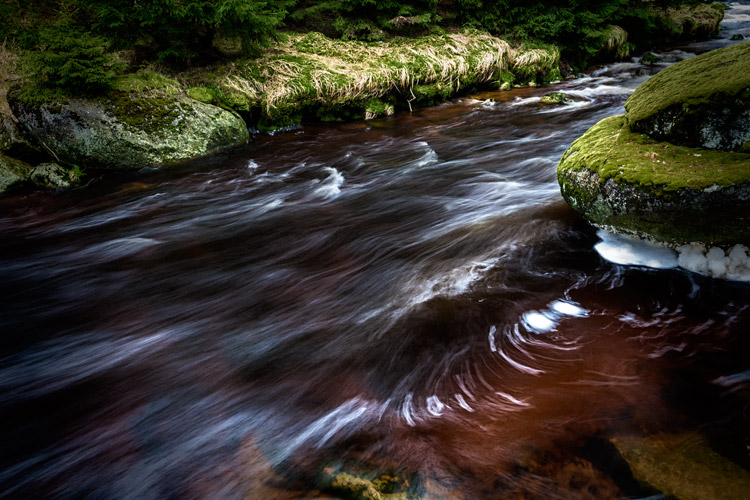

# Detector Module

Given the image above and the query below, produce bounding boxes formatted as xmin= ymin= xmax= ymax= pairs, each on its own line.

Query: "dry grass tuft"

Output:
xmin=220 ymin=29 xmax=539 ymax=118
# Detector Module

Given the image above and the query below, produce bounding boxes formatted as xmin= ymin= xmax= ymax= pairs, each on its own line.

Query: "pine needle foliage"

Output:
xmin=24 ymin=25 xmax=121 ymax=95
xmin=86 ymin=0 xmax=294 ymax=65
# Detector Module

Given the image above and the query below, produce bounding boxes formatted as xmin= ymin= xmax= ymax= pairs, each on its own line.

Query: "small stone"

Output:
xmin=639 ymin=52 xmax=662 ymax=65
xmin=540 ymin=92 xmax=567 ymax=105
xmin=730 ymin=34 xmax=744 ymax=41
xmin=29 ymin=162 xmax=72 ymax=190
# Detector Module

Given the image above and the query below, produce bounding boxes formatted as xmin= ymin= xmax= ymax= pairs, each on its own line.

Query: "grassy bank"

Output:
xmin=179 ymin=30 xmax=559 ymax=130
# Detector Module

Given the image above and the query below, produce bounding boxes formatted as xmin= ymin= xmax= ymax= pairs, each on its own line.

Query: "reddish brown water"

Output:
xmin=1 ymin=10 xmax=750 ymax=499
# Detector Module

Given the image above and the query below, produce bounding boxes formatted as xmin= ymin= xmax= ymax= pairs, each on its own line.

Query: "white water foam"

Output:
xmin=519 ymin=299 xmax=590 ymax=335
xmin=676 ymin=243 xmax=750 ymax=282
xmin=537 ymin=100 xmax=592 ymax=113
xmin=312 ymin=167 xmax=345 ymax=199
xmin=594 ymin=230 xmax=678 ymax=269
xmin=594 ymin=230 xmax=750 ymax=282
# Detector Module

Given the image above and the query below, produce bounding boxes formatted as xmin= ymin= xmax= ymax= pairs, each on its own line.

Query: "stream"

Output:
xmin=1 ymin=3 xmax=750 ymax=499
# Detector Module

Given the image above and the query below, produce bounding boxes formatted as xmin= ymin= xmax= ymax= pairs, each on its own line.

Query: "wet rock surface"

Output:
xmin=8 ymin=90 xmax=250 ymax=170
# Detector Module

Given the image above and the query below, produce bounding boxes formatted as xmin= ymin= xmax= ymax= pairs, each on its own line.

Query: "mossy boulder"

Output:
xmin=611 ymin=433 xmax=750 ymax=500
xmin=8 ymin=89 xmax=249 ymax=170
xmin=625 ymin=41 xmax=750 ymax=151
xmin=557 ymin=115 xmax=750 ymax=245
xmin=0 ymin=152 xmax=32 ymax=194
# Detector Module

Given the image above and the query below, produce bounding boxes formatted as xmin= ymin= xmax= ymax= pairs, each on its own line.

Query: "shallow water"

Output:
xmin=1 ymin=5 xmax=750 ymax=499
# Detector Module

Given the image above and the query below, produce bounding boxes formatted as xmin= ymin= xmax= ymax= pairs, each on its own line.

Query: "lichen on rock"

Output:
xmin=8 ymin=88 xmax=250 ymax=170
xmin=29 ymin=162 xmax=72 ymax=190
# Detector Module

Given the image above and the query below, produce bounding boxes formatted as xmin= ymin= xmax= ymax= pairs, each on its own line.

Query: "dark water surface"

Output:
xmin=2 ymin=6 xmax=750 ymax=499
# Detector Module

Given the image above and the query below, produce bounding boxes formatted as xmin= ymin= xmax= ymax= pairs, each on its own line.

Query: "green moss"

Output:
xmin=625 ymin=41 xmax=750 ymax=125
xmin=112 ymin=70 xmax=180 ymax=94
xmin=411 ymin=83 xmax=451 ymax=105
xmin=364 ymin=98 xmax=394 ymax=119
xmin=558 ymin=115 xmax=750 ymax=192
xmin=102 ymin=91 xmax=182 ymax=134
xmin=540 ymin=92 xmax=566 ymax=105
xmin=187 ymin=86 xmax=215 ymax=104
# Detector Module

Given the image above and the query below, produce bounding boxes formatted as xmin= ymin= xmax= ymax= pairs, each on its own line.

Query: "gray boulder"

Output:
xmin=9 ymin=90 xmax=250 ymax=169
xmin=0 ymin=117 xmax=47 ymax=163
xmin=0 ymin=152 xmax=32 ymax=195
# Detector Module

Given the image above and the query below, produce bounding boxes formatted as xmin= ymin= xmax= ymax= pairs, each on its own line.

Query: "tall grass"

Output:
xmin=219 ymin=29 xmax=557 ymax=121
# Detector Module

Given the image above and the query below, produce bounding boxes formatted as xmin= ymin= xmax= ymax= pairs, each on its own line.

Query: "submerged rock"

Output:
xmin=611 ymin=433 xmax=750 ymax=500
xmin=319 ymin=462 xmax=421 ymax=500
xmin=9 ymin=90 xmax=250 ymax=169
xmin=625 ymin=41 xmax=750 ymax=151
xmin=638 ymin=52 xmax=662 ymax=65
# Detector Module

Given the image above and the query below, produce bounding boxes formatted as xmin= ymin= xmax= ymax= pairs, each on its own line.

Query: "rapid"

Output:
xmin=1 ymin=3 xmax=749 ymax=498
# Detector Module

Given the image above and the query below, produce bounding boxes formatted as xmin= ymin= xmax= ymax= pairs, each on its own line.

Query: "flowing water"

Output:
xmin=2 ymin=5 xmax=750 ymax=499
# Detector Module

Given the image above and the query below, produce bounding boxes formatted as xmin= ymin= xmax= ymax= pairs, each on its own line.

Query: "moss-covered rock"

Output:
xmin=8 ymin=89 xmax=249 ymax=170
xmin=540 ymin=92 xmax=567 ymax=105
xmin=0 ymin=152 xmax=32 ymax=194
xmin=611 ymin=433 xmax=750 ymax=500
xmin=638 ymin=52 xmax=662 ymax=65
xmin=625 ymin=41 xmax=750 ymax=151
xmin=654 ymin=3 xmax=725 ymax=41
xmin=319 ymin=463 xmax=421 ymax=500
xmin=557 ymin=115 xmax=750 ymax=245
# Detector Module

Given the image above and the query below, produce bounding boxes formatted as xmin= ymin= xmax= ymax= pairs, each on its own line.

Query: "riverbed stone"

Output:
xmin=639 ymin=52 xmax=662 ymax=65
xmin=625 ymin=41 xmax=750 ymax=151
xmin=557 ymin=115 xmax=750 ymax=245
xmin=0 ymin=152 xmax=32 ymax=194
xmin=611 ymin=433 xmax=750 ymax=500
xmin=8 ymin=89 xmax=250 ymax=169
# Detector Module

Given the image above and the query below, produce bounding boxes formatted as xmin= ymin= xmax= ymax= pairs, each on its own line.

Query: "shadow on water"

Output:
xmin=1 ymin=5 xmax=750 ymax=499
